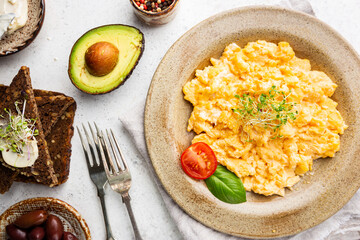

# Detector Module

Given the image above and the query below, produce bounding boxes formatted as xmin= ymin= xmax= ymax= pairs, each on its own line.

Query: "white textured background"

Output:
xmin=0 ymin=0 xmax=359 ymax=239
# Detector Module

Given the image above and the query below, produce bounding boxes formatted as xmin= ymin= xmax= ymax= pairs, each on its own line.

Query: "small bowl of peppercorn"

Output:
xmin=130 ymin=0 xmax=180 ymax=25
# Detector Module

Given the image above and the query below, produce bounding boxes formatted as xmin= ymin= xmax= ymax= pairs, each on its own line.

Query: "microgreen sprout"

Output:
xmin=0 ymin=101 xmax=38 ymax=155
xmin=232 ymin=86 xmax=298 ymax=138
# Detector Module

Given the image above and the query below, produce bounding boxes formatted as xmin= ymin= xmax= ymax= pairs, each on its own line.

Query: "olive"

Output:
xmin=5 ymin=224 xmax=27 ymax=240
xmin=28 ymin=226 xmax=45 ymax=240
xmin=62 ymin=232 xmax=79 ymax=240
xmin=14 ymin=210 xmax=48 ymax=229
xmin=85 ymin=41 xmax=119 ymax=77
xmin=45 ymin=215 xmax=64 ymax=240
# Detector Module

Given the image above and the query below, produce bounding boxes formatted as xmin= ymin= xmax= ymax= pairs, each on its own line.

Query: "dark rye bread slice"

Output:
xmin=0 ymin=67 xmax=57 ymax=186
xmin=0 ymin=86 xmax=60 ymax=96
xmin=18 ymin=93 xmax=76 ymax=185
xmin=0 ymin=165 xmax=18 ymax=194
xmin=35 ymin=95 xmax=75 ymax=136
xmin=46 ymin=103 xmax=76 ymax=184
xmin=34 ymin=89 xmax=63 ymax=96
xmin=16 ymin=100 xmax=76 ymax=185
xmin=0 ymin=85 xmax=77 ymax=189
xmin=0 ymin=86 xmax=15 ymax=193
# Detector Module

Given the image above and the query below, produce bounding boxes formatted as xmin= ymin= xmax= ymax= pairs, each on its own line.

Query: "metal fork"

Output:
xmin=77 ymin=123 xmax=115 ymax=240
xmin=97 ymin=128 xmax=143 ymax=240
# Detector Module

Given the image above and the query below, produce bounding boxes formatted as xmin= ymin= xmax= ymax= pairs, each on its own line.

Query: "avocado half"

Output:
xmin=68 ymin=24 xmax=144 ymax=94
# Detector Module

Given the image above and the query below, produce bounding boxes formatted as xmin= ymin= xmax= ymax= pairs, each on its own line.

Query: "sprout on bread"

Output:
xmin=0 ymin=100 xmax=38 ymax=155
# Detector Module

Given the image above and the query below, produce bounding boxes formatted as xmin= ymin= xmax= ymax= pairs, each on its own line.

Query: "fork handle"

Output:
xmin=122 ymin=193 xmax=143 ymax=240
xmin=98 ymin=190 xmax=115 ymax=240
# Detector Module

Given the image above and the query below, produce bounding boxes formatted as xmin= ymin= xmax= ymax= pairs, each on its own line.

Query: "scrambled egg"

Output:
xmin=183 ymin=40 xmax=347 ymax=196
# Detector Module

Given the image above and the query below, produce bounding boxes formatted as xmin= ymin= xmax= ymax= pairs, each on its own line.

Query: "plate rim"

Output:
xmin=144 ymin=5 xmax=360 ymax=238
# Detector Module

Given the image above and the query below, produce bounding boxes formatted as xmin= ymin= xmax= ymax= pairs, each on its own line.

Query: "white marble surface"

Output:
xmin=0 ymin=0 xmax=360 ymax=239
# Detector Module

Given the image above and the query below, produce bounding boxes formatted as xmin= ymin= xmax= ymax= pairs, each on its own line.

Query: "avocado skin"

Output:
xmin=68 ymin=24 xmax=145 ymax=95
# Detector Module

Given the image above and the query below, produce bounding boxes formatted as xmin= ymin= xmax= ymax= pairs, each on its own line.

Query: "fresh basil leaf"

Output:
xmin=205 ymin=165 xmax=246 ymax=204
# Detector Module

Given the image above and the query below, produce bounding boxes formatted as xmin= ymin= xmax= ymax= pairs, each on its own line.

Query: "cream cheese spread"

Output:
xmin=0 ymin=0 xmax=28 ymax=38
xmin=1 ymin=140 xmax=38 ymax=168
xmin=0 ymin=13 xmax=14 ymax=38
xmin=0 ymin=116 xmax=39 ymax=168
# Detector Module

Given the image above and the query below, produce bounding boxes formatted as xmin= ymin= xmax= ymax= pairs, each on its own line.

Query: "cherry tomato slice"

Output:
xmin=181 ymin=142 xmax=217 ymax=179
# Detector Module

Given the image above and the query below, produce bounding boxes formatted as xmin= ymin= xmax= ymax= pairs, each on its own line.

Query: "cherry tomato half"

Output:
xmin=180 ymin=142 xmax=218 ymax=179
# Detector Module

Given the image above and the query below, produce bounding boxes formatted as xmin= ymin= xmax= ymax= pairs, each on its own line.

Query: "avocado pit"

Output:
xmin=85 ymin=41 xmax=119 ymax=77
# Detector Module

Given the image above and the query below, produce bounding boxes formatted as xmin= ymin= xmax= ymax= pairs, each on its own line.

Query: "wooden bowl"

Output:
xmin=0 ymin=197 xmax=91 ymax=239
xmin=0 ymin=0 xmax=45 ymax=56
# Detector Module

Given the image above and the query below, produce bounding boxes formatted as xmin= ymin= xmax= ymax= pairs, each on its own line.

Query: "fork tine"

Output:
xmin=94 ymin=122 xmax=106 ymax=161
xmin=96 ymin=129 xmax=112 ymax=177
xmin=88 ymin=122 xmax=97 ymax=143
xmin=110 ymin=129 xmax=129 ymax=170
xmin=82 ymin=123 xmax=98 ymax=166
xmin=101 ymin=130 xmax=117 ymax=174
xmin=94 ymin=125 xmax=115 ymax=175
xmin=88 ymin=122 xmax=103 ymax=167
xmin=77 ymin=126 xmax=92 ymax=169
xmin=94 ymin=122 xmax=101 ymax=137
xmin=106 ymin=129 xmax=124 ymax=171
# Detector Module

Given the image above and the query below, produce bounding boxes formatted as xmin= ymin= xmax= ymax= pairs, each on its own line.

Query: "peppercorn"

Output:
xmin=134 ymin=0 xmax=174 ymax=12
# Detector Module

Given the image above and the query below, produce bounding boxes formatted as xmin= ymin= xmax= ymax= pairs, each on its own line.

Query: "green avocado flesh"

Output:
xmin=69 ymin=25 xmax=144 ymax=94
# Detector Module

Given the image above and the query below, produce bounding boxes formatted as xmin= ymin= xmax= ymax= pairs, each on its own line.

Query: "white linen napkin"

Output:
xmin=120 ymin=1 xmax=360 ymax=239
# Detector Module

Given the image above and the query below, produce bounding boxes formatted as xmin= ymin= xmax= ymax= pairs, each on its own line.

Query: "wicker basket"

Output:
xmin=0 ymin=197 xmax=91 ymax=239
